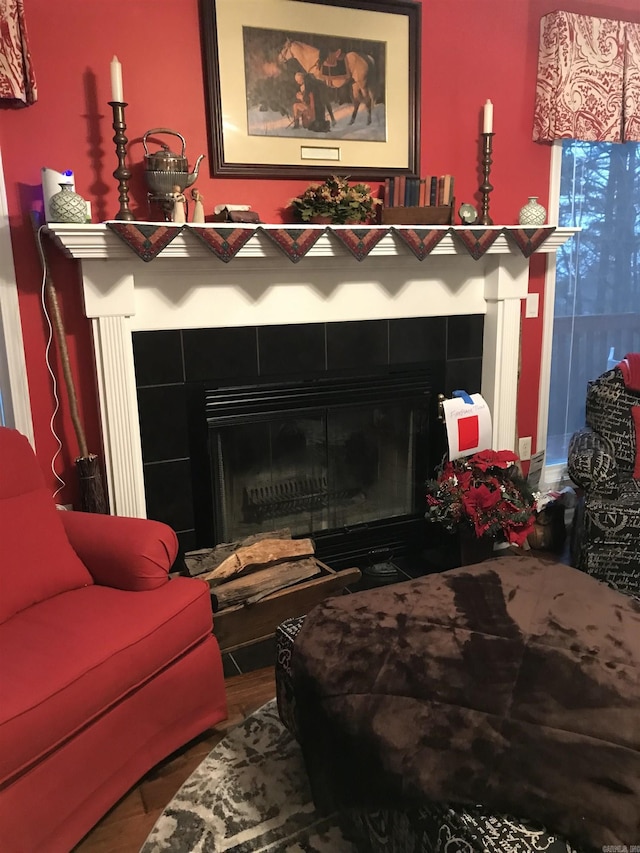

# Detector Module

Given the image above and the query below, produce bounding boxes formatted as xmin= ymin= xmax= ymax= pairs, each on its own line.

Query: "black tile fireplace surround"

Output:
xmin=133 ymin=315 xmax=483 ymax=568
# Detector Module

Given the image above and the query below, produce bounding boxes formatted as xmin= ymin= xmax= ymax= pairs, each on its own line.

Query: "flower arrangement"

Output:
xmin=425 ymin=449 xmax=537 ymax=547
xmin=289 ymin=175 xmax=382 ymax=224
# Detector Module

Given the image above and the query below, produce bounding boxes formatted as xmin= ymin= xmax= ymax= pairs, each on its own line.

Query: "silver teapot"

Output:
xmin=143 ymin=128 xmax=204 ymax=197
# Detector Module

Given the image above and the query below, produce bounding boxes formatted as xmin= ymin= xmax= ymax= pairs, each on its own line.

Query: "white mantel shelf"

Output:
xmin=48 ymin=220 xmax=578 ymax=520
xmin=46 ymin=222 xmax=579 ymax=261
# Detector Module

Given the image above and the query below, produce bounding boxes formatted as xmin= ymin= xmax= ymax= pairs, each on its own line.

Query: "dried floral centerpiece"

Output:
xmin=425 ymin=449 xmax=537 ymax=547
xmin=289 ymin=175 xmax=382 ymax=224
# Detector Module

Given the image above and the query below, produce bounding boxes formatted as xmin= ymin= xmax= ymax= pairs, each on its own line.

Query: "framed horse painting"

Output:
xmin=200 ymin=0 xmax=421 ymax=178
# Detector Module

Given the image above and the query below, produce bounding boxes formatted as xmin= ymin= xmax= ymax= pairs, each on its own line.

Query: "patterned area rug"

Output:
xmin=140 ymin=699 xmax=355 ymax=852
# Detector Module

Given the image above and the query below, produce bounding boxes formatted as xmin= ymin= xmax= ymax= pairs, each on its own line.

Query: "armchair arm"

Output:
xmin=567 ymin=428 xmax=619 ymax=497
xmin=59 ymin=510 xmax=178 ymax=591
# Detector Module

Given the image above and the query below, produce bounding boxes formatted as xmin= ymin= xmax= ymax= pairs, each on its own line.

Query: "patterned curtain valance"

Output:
xmin=625 ymin=22 xmax=640 ymax=141
xmin=0 ymin=0 xmax=37 ymax=106
xmin=533 ymin=10 xmax=640 ymax=143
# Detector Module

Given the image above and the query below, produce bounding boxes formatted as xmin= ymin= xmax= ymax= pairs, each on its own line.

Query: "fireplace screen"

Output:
xmin=206 ymin=373 xmax=430 ymax=543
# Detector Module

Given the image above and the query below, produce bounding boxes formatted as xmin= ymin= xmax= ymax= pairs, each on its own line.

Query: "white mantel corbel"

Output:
xmin=46 ymin=223 xmax=578 ymax=518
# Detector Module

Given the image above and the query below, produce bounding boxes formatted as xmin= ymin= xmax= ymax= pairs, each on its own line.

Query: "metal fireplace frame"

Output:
xmin=203 ymin=368 xmax=434 ymax=565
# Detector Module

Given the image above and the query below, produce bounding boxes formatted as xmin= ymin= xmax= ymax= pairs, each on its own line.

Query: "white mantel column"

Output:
xmin=481 ymin=253 xmax=529 ymax=451
xmin=92 ymin=315 xmax=146 ymax=517
xmin=82 ymin=261 xmax=146 ymax=517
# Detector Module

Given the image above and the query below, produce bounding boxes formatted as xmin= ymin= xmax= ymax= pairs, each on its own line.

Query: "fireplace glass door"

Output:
xmin=212 ymin=402 xmax=421 ymax=542
xmin=206 ymin=372 xmax=431 ymax=544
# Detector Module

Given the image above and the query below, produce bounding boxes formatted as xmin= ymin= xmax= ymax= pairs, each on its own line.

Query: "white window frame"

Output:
xmin=0 ymin=147 xmax=35 ymax=445
xmin=537 ymin=140 xmax=569 ymax=492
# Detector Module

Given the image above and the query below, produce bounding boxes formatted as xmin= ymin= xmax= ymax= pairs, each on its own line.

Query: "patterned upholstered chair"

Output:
xmin=567 ymin=354 xmax=640 ymax=599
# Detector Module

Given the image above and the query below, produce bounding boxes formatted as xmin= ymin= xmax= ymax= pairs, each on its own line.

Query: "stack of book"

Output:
xmin=384 ymin=174 xmax=455 ymax=209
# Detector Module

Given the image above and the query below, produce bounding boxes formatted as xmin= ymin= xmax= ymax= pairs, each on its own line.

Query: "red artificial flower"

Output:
xmin=473 ymin=518 xmax=492 ymax=538
xmin=471 ymin=449 xmax=518 ymax=472
xmin=441 ymin=460 xmax=457 ymax=480
xmin=425 ymin=447 xmax=535 ymax=545
xmin=455 ymin=469 xmax=473 ymax=490
xmin=462 ymin=483 xmax=501 ymax=516
xmin=503 ymin=514 xmax=536 ymax=546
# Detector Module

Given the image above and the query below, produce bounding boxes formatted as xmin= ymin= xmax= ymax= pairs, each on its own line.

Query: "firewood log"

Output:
xmin=201 ymin=537 xmax=315 ymax=585
xmin=210 ymin=558 xmax=320 ymax=610
xmin=184 ymin=529 xmax=292 ymax=576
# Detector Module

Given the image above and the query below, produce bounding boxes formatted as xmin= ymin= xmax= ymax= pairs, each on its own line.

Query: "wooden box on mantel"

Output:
xmin=381 ymin=201 xmax=455 ymax=226
xmin=213 ymin=559 xmax=361 ymax=653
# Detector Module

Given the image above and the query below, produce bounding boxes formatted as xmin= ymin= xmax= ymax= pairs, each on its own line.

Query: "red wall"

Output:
xmin=3 ymin=0 xmax=639 ymax=506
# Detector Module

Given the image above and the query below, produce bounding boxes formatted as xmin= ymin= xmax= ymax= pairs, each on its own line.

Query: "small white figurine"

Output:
xmin=191 ymin=188 xmax=205 ymax=224
xmin=171 ymin=184 xmax=186 ymax=224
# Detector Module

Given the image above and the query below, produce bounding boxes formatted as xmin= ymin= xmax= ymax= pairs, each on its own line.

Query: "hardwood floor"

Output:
xmin=72 ymin=666 xmax=276 ymax=853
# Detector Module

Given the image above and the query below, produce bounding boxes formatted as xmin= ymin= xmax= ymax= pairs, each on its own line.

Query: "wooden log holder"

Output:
xmin=185 ymin=530 xmax=361 ymax=653
xmin=213 ymin=558 xmax=361 ymax=653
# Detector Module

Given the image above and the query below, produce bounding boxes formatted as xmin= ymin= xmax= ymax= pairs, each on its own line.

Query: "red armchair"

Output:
xmin=0 ymin=427 xmax=227 ymax=852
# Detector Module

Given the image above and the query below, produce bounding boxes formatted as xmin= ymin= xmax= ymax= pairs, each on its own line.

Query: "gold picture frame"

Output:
xmin=200 ymin=0 xmax=421 ymax=178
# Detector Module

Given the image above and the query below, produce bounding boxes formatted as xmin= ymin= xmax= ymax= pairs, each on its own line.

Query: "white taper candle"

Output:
xmin=483 ymin=99 xmax=493 ymax=133
xmin=110 ymin=56 xmax=123 ymax=102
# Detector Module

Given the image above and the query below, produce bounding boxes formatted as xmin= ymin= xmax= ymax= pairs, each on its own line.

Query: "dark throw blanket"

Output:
xmin=291 ymin=555 xmax=640 ymax=851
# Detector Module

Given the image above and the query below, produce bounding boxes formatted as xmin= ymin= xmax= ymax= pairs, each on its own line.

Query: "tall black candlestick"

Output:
xmin=479 ymin=132 xmax=494 ymax=226
xmin=109 ymin=101 xmax=134 ymax=221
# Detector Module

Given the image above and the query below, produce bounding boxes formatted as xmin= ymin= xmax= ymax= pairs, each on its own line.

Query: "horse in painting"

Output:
xmin=278 ymin=39 xmax=375 ymax=126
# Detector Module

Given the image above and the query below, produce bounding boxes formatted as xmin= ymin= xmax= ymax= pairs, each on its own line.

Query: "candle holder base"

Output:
xmin=109 ymin=101 xmax=135 ymax=222
xmin=478 ymin=131 xmax=494 ymax=227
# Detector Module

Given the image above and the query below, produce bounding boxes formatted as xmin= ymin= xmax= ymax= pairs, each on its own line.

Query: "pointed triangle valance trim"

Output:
xmin=506 ymin=227 xmax=557 ymax=258
xmin=451 ymin=228 xmax=503 ymax=260
xmin=106 ymin=223 xmax=185 ymax=261
xmin=189 ymin=226 xmax=255 ymax=262
xmin=97 ymin=224 xmax=566 ymax=262
xmin=327 ymin=226 xmax=390 ymax=260
xmin=391 ymin=227 xmax=449 ymax=260
xmin=259 ymin=227 xmax=327 ymax=262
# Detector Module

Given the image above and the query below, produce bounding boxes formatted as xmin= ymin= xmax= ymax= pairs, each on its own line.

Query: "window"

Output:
xmin=546 ymin=139 xmax=640 ymax=468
